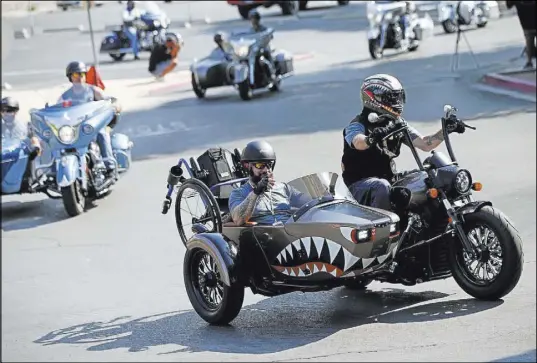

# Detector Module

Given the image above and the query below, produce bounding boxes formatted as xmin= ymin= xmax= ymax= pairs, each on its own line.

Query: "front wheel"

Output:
xmin=338 ymin=0 xmax=350 ymax=5
xmin=369 ymin=39 xmax=383 ymax=59
xmin=61 ymin=180 xmax=86 ymax=217
xmin=110 ymin=53 xmax=126 ymax=61
xmin=238 ymin=79 xmax=252 ymax=100
xmin=442 ymin=19 xmax=457 ymax=33
xmin=450 ymin=206 xmax=524 ymax=301
xmin=280 ymin=1 xmax=299 ymax=16
xmin=191 ymin=73 xmax=206 ymax=99
xmin=184 ymin=247 xmax=245 ymax=325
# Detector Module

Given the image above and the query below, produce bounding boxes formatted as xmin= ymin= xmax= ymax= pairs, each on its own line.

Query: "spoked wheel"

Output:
xmin=184 ymin=248 xmax=245 ymax=325
xmin=450 ymin=206 xmax=524 ymax=300
xmin=175 ymin=179 xmax=222 ymax=246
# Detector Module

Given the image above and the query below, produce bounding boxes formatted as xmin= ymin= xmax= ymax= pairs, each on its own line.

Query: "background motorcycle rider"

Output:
xmin=341 ymin=73 xmax=465 ymax=210
xmin=398 ymin=1 xmax=417 ymax=41
xmin=57 ymin=61 xmax=122 ymax=177
xmin=2 ymin=97 xmax=42 ymax=182
xmin=228 ymin=140 xmax=311 ymax=226
xmin=122 ymin=0 xmax=142 ymax=60
xmin=248 ymin=9 xmax=276 ymax=83
xmin=148 ymin=33 xmax=183 ymax=81
xmin=213 ymin=32 xmax=234 ymax=61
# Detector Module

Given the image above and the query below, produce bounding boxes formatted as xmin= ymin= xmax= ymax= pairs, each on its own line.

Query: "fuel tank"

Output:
xmin=392 ymin=170 xmax=429 ymax=209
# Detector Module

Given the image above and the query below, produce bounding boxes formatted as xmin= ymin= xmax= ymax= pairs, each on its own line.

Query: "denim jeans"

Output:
xmin=348 ymin=177 xmax=392 ymax=211
xmin=124 ymin=26 xmax=139 ymax=57
xmin=96 ymin=129 xmax=115 ymax=170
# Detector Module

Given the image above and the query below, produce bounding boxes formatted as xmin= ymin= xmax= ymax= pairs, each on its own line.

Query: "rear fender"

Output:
xmin=100 ymin=35 xmax=121 ymax=51
xmin=455 ymin=201 xmax=492 ymax=217
xmin=56 ymin=154 xmax=82 ymax=188
xmin=186 ymin=233 xmax=239 ymax=286
xmin=111 ymin=133 xmax=133 ymax=172
xmin=439 ymin=4 xmax=455 ymax=22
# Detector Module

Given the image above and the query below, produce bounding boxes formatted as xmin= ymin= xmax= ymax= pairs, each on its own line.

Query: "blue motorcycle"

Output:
xmin=99 ymin=2 xmax=170 ymax=61
xmin=28 ymin=100 xmax=134 ymax=217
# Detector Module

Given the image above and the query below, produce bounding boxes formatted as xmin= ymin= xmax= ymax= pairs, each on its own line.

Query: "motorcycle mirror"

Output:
xmin=443 ymin=104 xmax=454 ymax=114
xmin=368 ymin=112 xmax=379 ymax=123
xmin=167 ymin=165 xmax=183 ymax=186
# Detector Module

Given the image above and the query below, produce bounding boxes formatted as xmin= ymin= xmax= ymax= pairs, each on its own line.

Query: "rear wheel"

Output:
xmin=450 ymin=206 xmax=524 ymax=300
xmin=184 ymin=247 xmax=244 ymax=325
xmin=110 ymin=53 xmax=126 ymax=61
xmin=61 ymin=180 xmax=86 ymax=217
xmin=442 ymin=19 xmax=457 ymax=33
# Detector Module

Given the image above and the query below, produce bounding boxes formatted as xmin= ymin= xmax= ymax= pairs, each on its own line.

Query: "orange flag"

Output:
xmin=87 ymin=65 xmax=105 ymax=90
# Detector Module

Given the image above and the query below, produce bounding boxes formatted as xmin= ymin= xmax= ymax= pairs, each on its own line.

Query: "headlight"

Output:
xmin=454 ymin=169 xmax=472 ymax=194
xmin=58 ymin=125 xmax=75 ymax=144
xmin=236 ymin=46 xmax=249 ymax=57
xmin=153 ymin=20 xmax=160 ymax=27
xmin=389 ymin=223 xmax=397 ymax=233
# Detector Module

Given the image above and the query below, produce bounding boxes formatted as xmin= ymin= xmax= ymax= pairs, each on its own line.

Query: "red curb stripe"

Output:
xmin=482 ymin=74 xmax=536 ymax=94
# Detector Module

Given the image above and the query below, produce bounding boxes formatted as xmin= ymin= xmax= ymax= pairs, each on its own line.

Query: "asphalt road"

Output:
xmin=1 ymin=11 xmax=536 ymax=363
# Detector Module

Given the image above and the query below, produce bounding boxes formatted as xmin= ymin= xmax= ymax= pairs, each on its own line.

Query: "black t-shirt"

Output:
xmin=148 ymin=44 xmax=172 ymax=72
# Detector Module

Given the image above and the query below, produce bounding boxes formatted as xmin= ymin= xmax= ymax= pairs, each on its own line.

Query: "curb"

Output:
xmin=473 ymin=83 xmax=536 ymax=103
xmin=482 ymin=72 xmax=536 ymax=94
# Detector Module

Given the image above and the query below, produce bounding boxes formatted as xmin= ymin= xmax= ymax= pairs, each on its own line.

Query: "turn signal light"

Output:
xmin=472 ymin=182 xmax=483 ymax=191
xmin=427 ymin=188 xmax=438 ymax=199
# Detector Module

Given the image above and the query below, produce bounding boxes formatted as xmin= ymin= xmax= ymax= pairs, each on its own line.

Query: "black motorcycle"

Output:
xmin=360 ymin=104 xmax=524 ymax=299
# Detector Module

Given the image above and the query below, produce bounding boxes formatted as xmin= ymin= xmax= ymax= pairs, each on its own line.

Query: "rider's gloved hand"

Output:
xmin=445 ymin=116 xmax=465 ymax=134
xmin=253 ymin=174 xmax=271 ymax=195
xmin=366 ymin=126 xmax=391 ymax=146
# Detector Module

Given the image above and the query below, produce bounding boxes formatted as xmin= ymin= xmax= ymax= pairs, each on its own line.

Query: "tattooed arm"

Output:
xmin=412 ymin=129 xmax=445 ymax=152
xmin=229 ymin=189 xmax=259 ymax=225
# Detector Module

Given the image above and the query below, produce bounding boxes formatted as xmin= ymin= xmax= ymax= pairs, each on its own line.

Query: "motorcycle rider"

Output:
xmin=398 ymin=1 xmax=416 ymax=41
xmin=341 ymin=73 xmax=465 ymax=210
xmin=213 ymin=32 xmax=234 ymax=61
xmin=2 ymin=97 xmax=42 ymax=184
xmin=148 ymin=32 xmax=184 ymax=80
xmin=249 ymin=9 xmax=267 ymax=33
xmin=57 ymin=61 xmax=122 ymax=177
xmin=122 ymin=0 xmax=143 ymax=60
xmin=228 ymin=140 xmax=311 ymax=226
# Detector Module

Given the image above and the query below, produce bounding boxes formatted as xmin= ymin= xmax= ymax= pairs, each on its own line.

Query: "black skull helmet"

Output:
xmin=360 ymin=73 xmax=406 ymax=118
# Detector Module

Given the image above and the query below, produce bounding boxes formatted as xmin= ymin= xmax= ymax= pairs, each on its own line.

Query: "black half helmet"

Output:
xmin=65 ymin=61 xmax=88 ymax=80
xmin=241 ymin=140 xmax=276 ymax=169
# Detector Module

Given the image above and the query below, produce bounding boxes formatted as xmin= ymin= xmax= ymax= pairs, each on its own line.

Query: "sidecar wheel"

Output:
xmin=449 ymin=206 xmax=524 ymax=300
xmin=184 ymin=247 xmax=244 ymax=325
xmin=61 ymin=181 xmax=86 ymax=217
xmin=191 ymin=73 xmax=206 ymax=99
xmin=175 ymin=178 xmax=222 ymax=246
xmin=238 ymin=80 xmax=252 ymax=100
xmin=343 ymin=278 xmax=373 ymax=290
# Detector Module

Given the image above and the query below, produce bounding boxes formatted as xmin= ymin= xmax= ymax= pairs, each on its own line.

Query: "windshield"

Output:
xmin=286 ymin=172 xmax=355 ymax=203
xmin=136 ymin=1 xmax=162 ymax=14
xmin=30 ymin=100 xmax=111 ymax=129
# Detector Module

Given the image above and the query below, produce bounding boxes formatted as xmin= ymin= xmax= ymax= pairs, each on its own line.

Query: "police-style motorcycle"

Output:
xmin=28 ymin=99 xmax=134 ymax=217
xmin=438 ymin=1 xmax=492 ymax=34
xmin=366 ymin=1 xmax=433 ymax=60
xmin=99 ymin=1 xmax=170 ymax=61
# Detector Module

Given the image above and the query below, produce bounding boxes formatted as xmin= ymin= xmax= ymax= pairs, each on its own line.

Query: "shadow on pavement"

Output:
xmin=116 ymin=43 xmax=534 ymax=161
xmin=1 ymin=199 xmax=70 ymax=232
xmin=491 ymin=349 xmax=537 ymax=362
xmin=33 ymin=287 xmax=503 ymax=355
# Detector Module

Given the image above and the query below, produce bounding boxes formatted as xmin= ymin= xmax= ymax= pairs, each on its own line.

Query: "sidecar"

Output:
xmin=1 ymin=136 xmax=37 ymax=195
xmin=190 ymin=28 xmax=294 ymax=100
xmin=161 ymin=148 xmax=401 ymax=325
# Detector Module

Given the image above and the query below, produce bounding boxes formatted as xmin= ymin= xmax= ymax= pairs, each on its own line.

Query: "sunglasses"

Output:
xmin=71 ymin=72 xmax=86 ymax=78
xmin=252 ymin=162 xmax=272 ymax=170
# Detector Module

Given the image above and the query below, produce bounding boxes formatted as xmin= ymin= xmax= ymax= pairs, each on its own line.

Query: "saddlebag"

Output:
xmin=197 ymin=148 xmax=234 ymax=188
xmin=274 ymin=50 xmax=294 ymax=75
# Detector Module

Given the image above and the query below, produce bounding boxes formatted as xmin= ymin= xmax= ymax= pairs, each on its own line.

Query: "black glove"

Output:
xmin=445 ymin=116 xmax=465 ymax=134
xmin=253 ymin=174 xmax=270 ymax=195
xmin=366 ymin=126 xmax=391 ymax=146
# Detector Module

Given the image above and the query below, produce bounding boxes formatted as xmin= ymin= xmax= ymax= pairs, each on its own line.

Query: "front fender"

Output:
xmin=455 ymin=201 xmax=493 ymax=216
xmin=233 ymin=63 xmax=249 ymax=84
xmin=186 ymin=233 xmax=239 ymax=286
xmin=56 ymin=154 xmax=81 ymax=188
xmin=438 ymin=4 xmax=454 ymax=22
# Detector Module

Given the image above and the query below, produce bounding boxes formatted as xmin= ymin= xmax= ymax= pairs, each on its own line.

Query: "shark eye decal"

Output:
xmin=340 ymin=227 xmax=354 ymax=242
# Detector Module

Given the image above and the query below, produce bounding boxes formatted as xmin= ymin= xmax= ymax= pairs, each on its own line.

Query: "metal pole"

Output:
xmin=86 ymin=0 xmax=99 ymax=69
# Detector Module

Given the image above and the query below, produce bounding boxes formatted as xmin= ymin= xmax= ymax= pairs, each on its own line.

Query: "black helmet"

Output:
xmin=1 ymin=97 xmax=20 ymax=113
xmin=241 ymin=140 xmax=276 ymax=167
xmin=213 ymin=31 xmax=225 ymax=44
xmin=248 ymin=9 xmax=261 ymax=21
xmin=65 ymin=61 xmax=88 ymax=81
xmin=360 ymin=73 xmax=406 ymax=118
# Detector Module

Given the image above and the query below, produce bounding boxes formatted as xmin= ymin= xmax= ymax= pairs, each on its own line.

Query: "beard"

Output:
xmin=249 ymin=167 xmax=267 ymax=184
